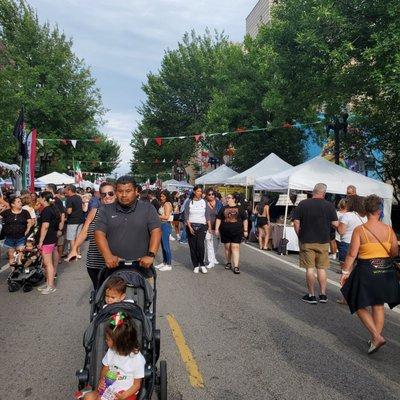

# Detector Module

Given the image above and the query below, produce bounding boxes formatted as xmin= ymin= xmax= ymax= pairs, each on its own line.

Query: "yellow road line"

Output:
xmin=166 ymin=313 xmax=204 ymax=388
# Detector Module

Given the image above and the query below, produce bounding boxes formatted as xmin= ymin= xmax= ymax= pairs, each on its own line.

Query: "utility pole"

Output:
xmin=328 ymin=111 xmax=348 ymax=165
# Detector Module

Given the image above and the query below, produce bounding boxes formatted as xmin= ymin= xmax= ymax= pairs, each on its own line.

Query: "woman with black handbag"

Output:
xmin=340 ymin=195 xmax=400 ymax=354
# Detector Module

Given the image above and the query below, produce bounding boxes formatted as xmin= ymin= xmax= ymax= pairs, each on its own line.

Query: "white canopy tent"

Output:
xmin=163 ymin=179 xmax=193 ymax=192
xmin=226 ymin=153 xmax=292 ymax=186
xmin=0 ymin=161 xmax=20 ymax=173
xmin=254 ymin=156 xmax=393 ymax=225
xmin=195 ymin=164 xmax=238 ymax=185
xmin=37 ymin=171 xmax=75 ymax=185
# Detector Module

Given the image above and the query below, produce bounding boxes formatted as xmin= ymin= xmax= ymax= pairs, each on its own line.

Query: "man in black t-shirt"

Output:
xmin=64 ymin=184 xmax=84 ymax=256
xmin=293 ymin=183 xmax=339 ymax=304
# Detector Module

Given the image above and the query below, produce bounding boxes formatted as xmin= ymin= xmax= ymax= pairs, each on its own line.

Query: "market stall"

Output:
xmin=163 ymin=179 xmax=193 ymax=192
xmin=195 ymin=164 xmax=237 ymax=185
xmin=254 ymin=156 xmax=394 ymax=251
xmin=37 ymin=171 xmax=75 ymax=185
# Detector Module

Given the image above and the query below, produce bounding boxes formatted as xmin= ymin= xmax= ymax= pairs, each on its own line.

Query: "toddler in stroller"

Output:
xmin=7 ymin=237 xmax=44 ymax=292
xmin=84 ymin=312 xmax=146 ymax=400
xmin=76 ymin=261 xmax=167 ymax=400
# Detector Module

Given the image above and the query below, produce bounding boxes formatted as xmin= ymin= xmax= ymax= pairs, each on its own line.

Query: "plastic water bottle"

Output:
xmin=99 ymin=370 xmax=117 ymax=399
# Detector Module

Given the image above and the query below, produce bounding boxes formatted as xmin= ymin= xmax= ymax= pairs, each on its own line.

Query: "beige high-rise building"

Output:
xmin=246 ymin=0 xmax=273 ymax=38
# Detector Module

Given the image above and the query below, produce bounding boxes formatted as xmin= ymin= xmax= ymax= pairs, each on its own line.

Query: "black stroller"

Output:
xmin=76 ymin=261 xmax=167 ymax=400
xmin=7 ymin=235 xmax=44 ymax=293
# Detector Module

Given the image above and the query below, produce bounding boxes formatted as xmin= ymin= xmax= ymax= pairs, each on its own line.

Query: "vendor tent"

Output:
xmin=226 ymin=153 xmax=292 ymax=186
xmin=195 ymin=165 xmax=237 ymax=185
xmin=254 ymin=156 xmax=394 ymax=224
xmin=163 ymin=179 xmax=193 ymax=191
xmin=37 ymin=171 xmax=75 ymax=185
xmin=0 ymin=161 xmax=20 ymax=173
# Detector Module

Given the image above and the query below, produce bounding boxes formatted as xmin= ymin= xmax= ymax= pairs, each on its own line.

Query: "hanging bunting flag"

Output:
xmin=162 ymin=158 xmax=166 ymax=163
xmin=143 ymin=138 xmax=149 ymax=146
xmin=93 ymin=136 xmax=102 ymax=144
xmin=71 ymin=139 xmax=77 ymax=148
xmin=99 ymin=161 xmax=103 ymax=166
xmin=37 ymin=138 xmax=44 ymax=146
xmin=61 ymin=139 xmax=68 ymax=145
xmin=155 ymin=137 xmax=163 ymax=146
xmin=222 ymin=132 xmax=228 ymax=136
xmin=179 ymin=136 xmax=185 ymax=139
xmin=194 ymin=134 xmax=202 ymax=142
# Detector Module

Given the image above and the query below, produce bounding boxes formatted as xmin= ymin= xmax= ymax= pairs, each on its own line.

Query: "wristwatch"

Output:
xmin=147 ymin=251 xmax=156 ymax=258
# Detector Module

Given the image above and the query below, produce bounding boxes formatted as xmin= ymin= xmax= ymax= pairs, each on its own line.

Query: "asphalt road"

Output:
xmin=1 ymin=241 xmax=400 ymax=400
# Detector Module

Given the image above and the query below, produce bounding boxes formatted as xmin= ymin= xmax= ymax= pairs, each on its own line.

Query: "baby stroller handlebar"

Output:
xmin=117 ymin=259 xmax=156 ymax=277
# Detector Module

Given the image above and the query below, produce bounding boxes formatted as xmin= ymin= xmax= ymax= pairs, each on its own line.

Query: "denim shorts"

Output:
xmin=338 ymin=241 xmax=350 ymax=263
xmin=4 ymin=236 xmax=26 ymax=249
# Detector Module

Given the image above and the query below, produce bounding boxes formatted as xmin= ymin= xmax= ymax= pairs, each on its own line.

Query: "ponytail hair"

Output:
xmin=40 ymin=191 xmax=61 ymax=220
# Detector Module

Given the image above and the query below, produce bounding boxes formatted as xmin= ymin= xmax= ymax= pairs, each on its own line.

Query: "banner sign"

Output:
xmin=25 ymin=129 xmax=37 ymax=191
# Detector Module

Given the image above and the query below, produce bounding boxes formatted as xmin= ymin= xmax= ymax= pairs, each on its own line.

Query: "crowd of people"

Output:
xmin=1 ymin=176 xmax=399 ymax=360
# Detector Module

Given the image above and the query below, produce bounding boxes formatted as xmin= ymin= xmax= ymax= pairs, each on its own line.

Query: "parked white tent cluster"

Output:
xmin=195 ymin=165 xmax=237 ymax=185
xmin=254 ymin=156 xmax=393 ymax=224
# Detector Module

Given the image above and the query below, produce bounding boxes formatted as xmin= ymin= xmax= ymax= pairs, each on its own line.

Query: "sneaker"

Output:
xmin=212 ymin=260 xmax=220 ymax=265
xmin=200 ymin=266 xmax=208 ymax=274
xmin=41 ymin=286 xmax=57 ymax=295
xmin=329 ymin=253 xmax=337 ymax=260
xmin=319 ymin=294 xmax=328 ymax=303
xmin=76 ymin=254 xmax=82 ymax=259
xmin=176 ymin=234 xmax=181 ymax=240
xmin=193 ymin=267 xmax=199 ymax=274
xmin=169 ymin=235 xmax=176 ymax=241
xmin=37 ymin=283 xmax=48 ymax=292
xmin=301 ymin=294 xmax=317 ymax=304
xmin=155 ymin=263 xmax=165 ymax=269
xmin=159 ymin=265 xmax=172 ymax=271
xmin=206 ymin=263 xmax=214 ymax=269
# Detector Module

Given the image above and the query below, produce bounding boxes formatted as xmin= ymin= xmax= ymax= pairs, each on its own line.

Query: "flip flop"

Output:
xmin=368 ymin=339 xmax=386 ymax=355
xmin=233 ymin=267 xmax=240 ymax=274
xmin=225 ymin=263 xmax=232 ymax=270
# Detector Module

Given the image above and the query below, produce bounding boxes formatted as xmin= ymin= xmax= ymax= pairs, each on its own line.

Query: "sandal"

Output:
xmin=225 ymin=263 xmax=232 ymax=270
xmin=233 ymin=267 xmax=240 ymax=274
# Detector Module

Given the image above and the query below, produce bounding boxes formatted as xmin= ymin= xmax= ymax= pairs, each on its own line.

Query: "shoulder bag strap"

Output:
xmin=362 ymin=224 xmax=391 ymax=257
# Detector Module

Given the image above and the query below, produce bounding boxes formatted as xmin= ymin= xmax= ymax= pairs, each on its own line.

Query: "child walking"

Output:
xmin=84 ymin=312 xmax=146 ymax=400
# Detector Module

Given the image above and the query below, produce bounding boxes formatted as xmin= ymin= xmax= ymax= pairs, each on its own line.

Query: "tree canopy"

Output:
xmin=0 ymin=0 xmax=120 ymax=175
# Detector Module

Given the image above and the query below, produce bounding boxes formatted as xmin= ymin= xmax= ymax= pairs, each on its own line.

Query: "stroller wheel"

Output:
xmin=30 ymin=272 xmax=44 ymax=286
xmin=159 ymin=360 xmax=167 ymax=400
xmin=8 ymin=281 xmax=21 ymax=292
xmin=23 ymin=283 xmax=33 ymax=292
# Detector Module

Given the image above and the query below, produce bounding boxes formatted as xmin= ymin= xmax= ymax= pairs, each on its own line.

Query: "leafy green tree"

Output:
xmin=257 ymin=0 xmax=400 ymax=198
xmin=0 ymin=0 xmax=119 ymax=174
xmin=131 ymin=30 xmax=232 ymax=176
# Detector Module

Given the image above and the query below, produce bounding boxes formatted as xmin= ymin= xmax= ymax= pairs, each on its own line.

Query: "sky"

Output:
xmin=28 ymin=0 xmax=258 ymax=174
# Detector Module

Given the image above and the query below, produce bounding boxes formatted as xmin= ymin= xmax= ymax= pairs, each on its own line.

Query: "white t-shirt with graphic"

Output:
xmin=102 ymin=348 xmax=146 ymax=392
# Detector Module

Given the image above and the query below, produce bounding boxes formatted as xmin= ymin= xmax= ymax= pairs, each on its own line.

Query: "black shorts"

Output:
xmin=257 ymin=217 xmax=269 ymax=227
xmin=173 ymin=214 xmax=180 ymax=222
xmin=220 ymin=227 xmax=243 ymax=244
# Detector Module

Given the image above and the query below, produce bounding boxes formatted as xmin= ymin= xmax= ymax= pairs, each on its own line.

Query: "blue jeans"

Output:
xmin=161 ymin=223 xmax=172 ymax=265
xmin=179 ymin=226 xmax=188 ymax=243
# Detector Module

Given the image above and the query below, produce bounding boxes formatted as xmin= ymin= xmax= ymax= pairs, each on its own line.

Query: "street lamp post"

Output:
xmin=327 ymin=111 xmax=349 ymax=165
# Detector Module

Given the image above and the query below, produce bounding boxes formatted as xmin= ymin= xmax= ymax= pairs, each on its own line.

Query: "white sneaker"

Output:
xmin=176 ymin=234 xmax=180 ymax=240
xmin=329 ymin=254 xmax=337 ymax=260
xmin=41 ymin=286 xmax=57 ymax=295
xmin=37 ymin=283 xmax=48 ymax=291
xmin=159 ymin=265 xmax=172 ymax=271
xmin=212 ymin=260 xmax=220 ymax=265
xmin=169 ymin=235 xmax=176 ymax=241
xmin=193 ymin=267 xmax=199 ymax=274
xmin=200 ymin=266 xmax=208 ymax=274
xmin=206 ymin=263 xmax=214 ymax=269
xmin=155 ymin=263 xmax=165 ymax=269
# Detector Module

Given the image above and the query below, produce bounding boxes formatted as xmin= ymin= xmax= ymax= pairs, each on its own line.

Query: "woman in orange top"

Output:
xmin=340 ymin=195 xmax=399 ymax=354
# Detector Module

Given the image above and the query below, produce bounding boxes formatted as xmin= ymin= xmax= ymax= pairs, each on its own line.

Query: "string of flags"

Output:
xmin=142 ymin=120 xmax=323 ymax=147
xmin=36 ymin=136 xmax=115 ymax=148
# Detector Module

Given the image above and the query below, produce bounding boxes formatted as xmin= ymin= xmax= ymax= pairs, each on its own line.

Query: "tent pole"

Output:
xmin=282 ymin=186 xmax=290 ymax=254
